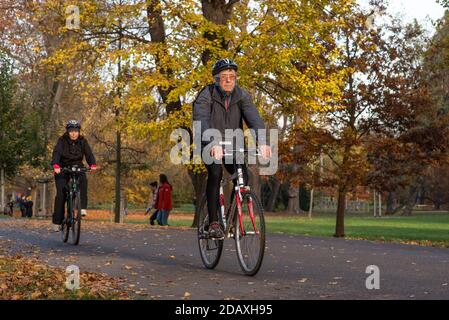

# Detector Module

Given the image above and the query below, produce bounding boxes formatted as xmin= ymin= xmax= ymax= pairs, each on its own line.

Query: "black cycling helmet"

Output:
xmin=212 ymin=58 xmax=238 ymax=76
xmin=66 ymin=119 xmax=81 ymax=131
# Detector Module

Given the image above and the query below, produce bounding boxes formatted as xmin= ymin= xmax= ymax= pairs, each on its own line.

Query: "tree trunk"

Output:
xmin=0 ymin=167 xmax=5 ymax=213
xmin=385 ymin=191 xmax=404 ymax=215
xmin=189 ymin=170 xmax=208 ymax=227
xmin=0 ymin=165 xmax=6 ymax=213
xmin=200 ymin=0 xmax=237 ymax=63
xmin=334 ymin=189 xmax=346 ymax=238
xmin=308 ymin=188 xmax=314 ymax=219
xmin=434 ymin=201 xmax=441 ymax=210
xmin=386 ymin=191 xmax=395 ymax=215
xmin=287 ymin=185 xmax=300 ymax=214
xmin=48 ymin=181 xmax=55 ymax=218
xmin=146 ymin=0 xmax=181 ymax=114
xmin=31 ymin=186 xmax=38 ymax=217
xmin=266 ymin=177 xmax=280 ymax=212
xmin=401 ymin=185 xmax=418 ymax=216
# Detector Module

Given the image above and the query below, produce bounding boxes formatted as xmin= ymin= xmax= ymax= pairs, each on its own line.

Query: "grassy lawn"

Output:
xmin=264 ymin=212 xmax=449 ymax=247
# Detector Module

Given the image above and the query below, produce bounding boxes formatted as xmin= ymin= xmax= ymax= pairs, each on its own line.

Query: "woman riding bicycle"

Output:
xmin=193 ymin=58 xmax=271 ymax=239
xmin=50 ymin=120 xmax=97 ymax=232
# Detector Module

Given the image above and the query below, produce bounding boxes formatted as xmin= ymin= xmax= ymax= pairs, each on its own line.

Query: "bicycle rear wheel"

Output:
xmin=233 ymin=189 xmax=265 ymax=276
xmin=197 ymin=195 xmax=223 ymax=269
xmin=70 ymin=192 xmax=81 ymax=245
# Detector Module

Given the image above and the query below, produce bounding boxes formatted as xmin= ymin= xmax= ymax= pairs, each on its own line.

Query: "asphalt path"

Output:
xmin=1 ymin=218 xmax=448 ymax=299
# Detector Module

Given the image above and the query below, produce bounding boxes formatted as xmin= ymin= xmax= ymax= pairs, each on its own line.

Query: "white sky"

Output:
xmin=359 ymin=0 xmax=446 ymax=32
xmin=386 ymin=0 xmax=445 ymax=22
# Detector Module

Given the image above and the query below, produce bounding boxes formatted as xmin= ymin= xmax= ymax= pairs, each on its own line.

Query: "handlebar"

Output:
xmin=223 ymin=148 xmax=263 ymax=157
xmin=61 ymin=167 xmax=91 ymax=174
xmin=216 ymin=141 xmax=270 ymax=158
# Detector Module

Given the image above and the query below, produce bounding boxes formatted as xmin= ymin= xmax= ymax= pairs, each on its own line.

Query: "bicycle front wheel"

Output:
xmin=70 ymin=192 xmax=81 ymax=245
xmin=233 ymin=189 xmax=265 ymax=276
xmin=197 ymin=195 xmax=223 ymax=269
xmin=61 ymin=197 xmax=70 ymax=243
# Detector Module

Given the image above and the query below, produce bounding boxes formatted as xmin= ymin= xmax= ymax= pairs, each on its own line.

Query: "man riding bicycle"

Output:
xmin=50 ymin=120 xmax=97 ymax=232
xmin=193 ymin=58 xmax=272 ymax=239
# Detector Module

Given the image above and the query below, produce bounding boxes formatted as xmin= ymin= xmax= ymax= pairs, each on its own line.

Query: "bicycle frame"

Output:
xmin=219 ymin=163 xmax=258 ymax=238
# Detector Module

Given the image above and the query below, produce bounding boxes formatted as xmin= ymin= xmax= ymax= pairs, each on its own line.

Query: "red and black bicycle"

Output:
xmin=197 ymin=148 xmax=266 ymax=276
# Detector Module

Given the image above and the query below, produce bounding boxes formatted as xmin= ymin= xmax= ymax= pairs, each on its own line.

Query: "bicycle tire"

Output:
xmin=71 ymin=192 xmax=81 ymax=245
xmin=233 ymin=189 xmax=265 ymax=276
xmin=197 ymin=195 xmax=224 ymax=269
xmin=61 ymin=196 xmax=70 ymax=243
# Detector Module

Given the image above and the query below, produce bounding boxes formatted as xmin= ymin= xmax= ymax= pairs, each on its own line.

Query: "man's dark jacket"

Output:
xmin=51 ymin=133 xmax=96 ymax=168
xmin=193 ymin=84 xmax=267 ymax=148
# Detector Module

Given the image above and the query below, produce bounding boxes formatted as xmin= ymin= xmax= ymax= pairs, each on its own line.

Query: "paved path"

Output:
xmin=0 ymin=218 xmax=448 ymax=299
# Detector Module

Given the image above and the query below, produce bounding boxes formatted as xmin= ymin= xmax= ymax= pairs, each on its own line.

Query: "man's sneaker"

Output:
xmin=81 ymin=209 xmax=87 ymax=217
xmin=52 ymin=224 xmax=61 ymax=232
xmin=208 ymin=222 xmax=224 ymax=240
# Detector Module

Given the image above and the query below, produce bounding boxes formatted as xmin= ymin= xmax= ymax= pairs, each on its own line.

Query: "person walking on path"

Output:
xmin=156 ymin=174 xmax=172 ymax=226
xmin=145 ymin=181 xmax=160 ymax=225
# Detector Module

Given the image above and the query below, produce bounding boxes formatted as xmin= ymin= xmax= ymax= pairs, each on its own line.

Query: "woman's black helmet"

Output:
xmin=212 ymin=58 xmax=238 ymax=76
xmin=66 ymin=119 xmax=81 ymax=130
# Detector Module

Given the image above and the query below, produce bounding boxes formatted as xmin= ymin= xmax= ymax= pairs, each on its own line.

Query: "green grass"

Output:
xmin=172 ymin=203 xmax=195 ymax=213
xmin=264 ymin=212 xmax=449 ymax=247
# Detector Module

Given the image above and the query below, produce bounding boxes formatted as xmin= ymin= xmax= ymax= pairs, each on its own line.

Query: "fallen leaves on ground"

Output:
xmin=0 ymin=253 xmax=130 ymax=300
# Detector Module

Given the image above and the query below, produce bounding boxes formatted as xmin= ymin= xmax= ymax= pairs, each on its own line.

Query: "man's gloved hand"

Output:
xmin=259 ymin=145 xmax=272 ymax=159
xmin=211 ymin=145 xmax=224 ymax=161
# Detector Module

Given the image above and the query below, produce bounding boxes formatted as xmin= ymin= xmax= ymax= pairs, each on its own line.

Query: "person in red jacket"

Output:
xmin=156 ymin=174 xmax=173 ymax=226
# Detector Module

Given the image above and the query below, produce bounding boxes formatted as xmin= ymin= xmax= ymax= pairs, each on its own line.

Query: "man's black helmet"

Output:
xmin=66 ymin=119 xmax=81 ymax=130
xmin=212 ymin=58 xmax=238 ymax=76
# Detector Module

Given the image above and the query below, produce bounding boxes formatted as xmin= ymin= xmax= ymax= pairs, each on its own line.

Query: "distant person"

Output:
xmin=25 ymin=196 xmax=33 ymax=218
xmin=156 ymin=174 xmax=172 ymax=226
xmin=19 ymin=195 xmax=26 ymax=217
xmin=4 ymin=197 xmax=14 ymax=216
xmin=8 ymin=199 xmax=14 ymax=216
xmin=145 ymin=181 xmax=160 ymax=225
